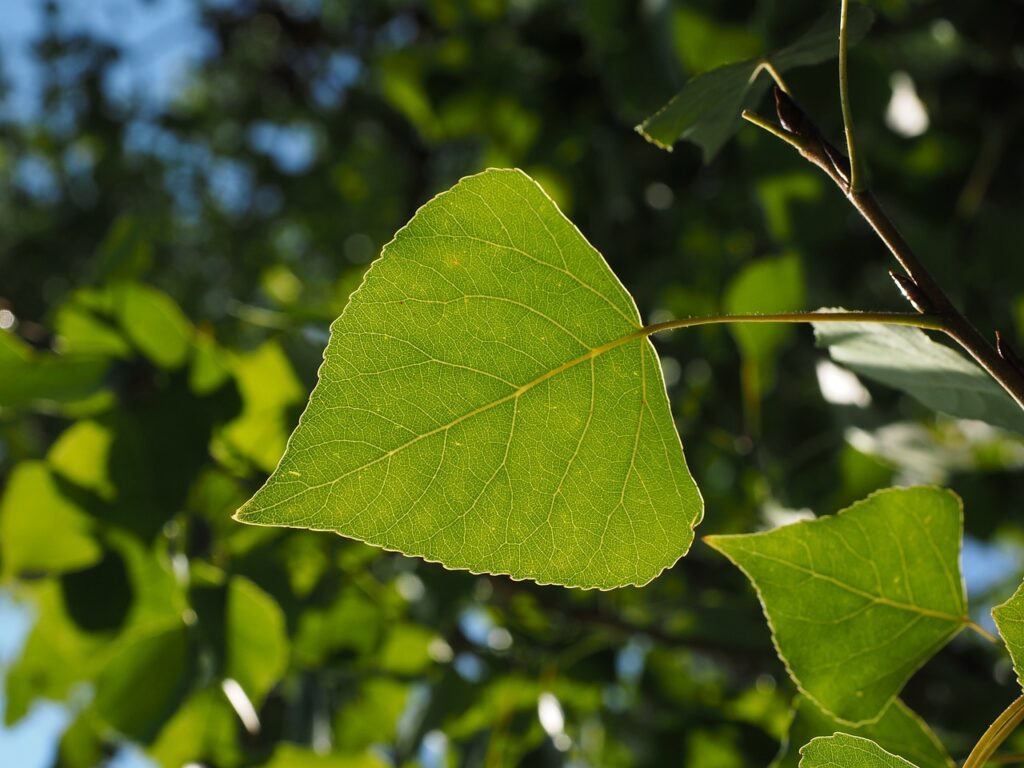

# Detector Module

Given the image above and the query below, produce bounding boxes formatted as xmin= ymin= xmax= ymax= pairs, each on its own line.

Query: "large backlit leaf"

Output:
xmin=637 ymin=3 xmax=873 ymax=159
xmin=706 ymin=487 xmax=968 ymax=724
xmin=237 ymin=168 xmax=703 ymax=589
xmin=993 ymin=578 xmax=1024 ymax=690
xmin=772 ymin=696 xmax=952 ymax=768
xmin=800 ymin=734 xmax=918 ymax=767
xmin=815 ymin=319 xmax=1024 ymax=434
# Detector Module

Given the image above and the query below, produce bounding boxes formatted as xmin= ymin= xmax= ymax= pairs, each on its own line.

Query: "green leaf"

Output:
xmin=263 ymin=745 xmax=388 ymax=768
xmin=237 ymin=168 xmax=702 ymax=589
xmin=772 ymin=696 xmax=952 ymax=768
xmin=725 ymin=253 xmax=806 ymax=364
xmin=814 ymin=319 xmax=1024 ymax=434
xmin=147 ymin=687 xmax=241 ymax=768
xmin=706 ymin=486 xmax=968 ymax=725
xmin=225 ymin=576 xmax=289 ymax=706
xmin=636 ymin=3 xmax=874 ymax=159
xmin=799 ymin=734 xmax=919 ymax=767
xmin=4 ymin=581 xmax=106 ymax=724
xmin=334 ymin=679 xmax=409 ymax=752
xmin=110 ymin=282 xmax=194 ymax=369
xmin=93 ymin=621 xmax=191 ymax=742
xmin=48 ymin=419 xmax=117 ymax=500
xmin=0 ymin=331 xmax=110 ymax=409
xmin=54 ymin=299 xmax=132 ymax=358
xmin=215 ymin=340 xmax=304 ymax=473
xmin=0 ymin=461 xmax=103 ymax=578
xmin=993 ymin=578 xmax=1024 ymax=691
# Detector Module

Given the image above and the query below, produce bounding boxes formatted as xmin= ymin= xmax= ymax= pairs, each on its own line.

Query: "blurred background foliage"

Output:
xmin=2 ymin=0 xmax=1024 ymax=766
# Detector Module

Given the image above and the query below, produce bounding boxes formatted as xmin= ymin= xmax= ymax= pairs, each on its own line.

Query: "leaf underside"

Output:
xmin=636 ymin=3 xmax=874 ymax=159
xmin=237 ymin=168 xmax=703 ymax=589
xmin=815 ymin=318 xmax=1024 ymax=434
xmin=707 ymin=486 xmax=967 ymax=725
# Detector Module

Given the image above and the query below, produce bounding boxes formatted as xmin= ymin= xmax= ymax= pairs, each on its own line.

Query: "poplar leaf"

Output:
xmin=707 ymin=487 xmax=968 ymax=724
xmin=772 ymin=696 xmax=952 ymax=768
xmin=993 ymin=578 xmax=1024 ymax=690
xmin=237 ymin=169 xmax=703 ymax=589
xmin=799 ymin=733 xmax=919 ymax=767
xmin=815 ymin=320 xmax=1024 ymax=434
xmin=637 ymin=3 xmax=873 ymax=159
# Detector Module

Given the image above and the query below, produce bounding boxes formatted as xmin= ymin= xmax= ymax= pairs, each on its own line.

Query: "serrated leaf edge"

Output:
xmin=705 ymin=486 xmax=969 ymax=727
xmin=235 ymin=167 xmax=705 ymax=591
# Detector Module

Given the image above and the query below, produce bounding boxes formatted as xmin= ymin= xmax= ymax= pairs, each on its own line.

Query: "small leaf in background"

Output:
xmin=725 ymin=254 xmax=806 ymax=363
xmin=110 ymin=282 xmax=194 ymax=369
xmin=0 ymin=461 xmax=102 ymax=578
xmin=670 ymin=6 xmax=762 ymax=74
xmin=147 ymin=687 xmax=241 ymax=768
xmin=237 ymin=169 xmax=703 ymax=589
xmin=0 ymin=330 xmax=111 ymax=409
xmin=377 ymin=622 xmax=436 ymax=675
xmin=3 ymin=581 xmax=106 ymax=725
xmin=637 ymin=3 xmax=874 ymax=159
xmin=225 ymin=576 xmax=289 ymax=707
xmin=215 ymin=340 xmax=303 ymax=473
xmin=334 ymin=679 xmax=409 ymax=752
xmin=54 ymin=298 xmax=132 ymax=358
xmin=706 ymin=487 xmax=969 ymax=725
xmin=799 ymin=733 xmax=919 ymax=767
xmin=263 ymin=744 xmax=388 ymax=768
xmin=724 ymin=253 xmax=806 ymax=413
xmin=93 ymin=622 xmax=191 ymax=742
xmin=47 ymin=419 xmax=116 ymax=500
xmin=993 ymin=578 xmax=1024 ymax=690
xmin=772 ymin=696 xmax=952 ymax=768
xmin=814 ymin=319 xmax=1024 ymax=434
xmin=189 ymin=331 xmax=233 ymax=395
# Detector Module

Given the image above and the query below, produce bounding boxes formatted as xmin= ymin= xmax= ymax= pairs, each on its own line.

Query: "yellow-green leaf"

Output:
xmin=237 ymin=168 xmax=703 ymax=589
xmin=707 ymin=487 xmax=968 ymax=725
xmin=772 ymin=696 xmax=952 ymax=768
xmin=800 ymin=733 xmax=919 ymax=767
xmin=993 ymin=578 xmax=1024 ymax=691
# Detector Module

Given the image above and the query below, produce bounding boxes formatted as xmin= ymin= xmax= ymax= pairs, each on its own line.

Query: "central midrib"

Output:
xmin=738 ymin=547 xmax=967 ymax=626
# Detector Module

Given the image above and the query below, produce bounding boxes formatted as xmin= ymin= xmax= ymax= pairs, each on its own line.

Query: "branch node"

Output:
xmin=889 ymin=270 xmax=931 ymax=314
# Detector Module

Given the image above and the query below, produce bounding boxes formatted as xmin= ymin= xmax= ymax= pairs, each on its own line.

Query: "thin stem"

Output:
xmin=640 ymin=310 xmax=943 ymax=338
xmin=846 ymin=192 xmax=1024 ymax=412
xmin=963 ymin=695 xmax=1024 ymax=768
xmin=967 ymin=620 xmax=998 ymax=644
xmin=838 ymin=0 xmax=864 ymax=192
xmin=750 ymin=60 xmax=791 ymax=93
xmin=742 ymin=110 xmax=804 ymax=150
xmin=745 ymin=98 xmax=1024 ymax=414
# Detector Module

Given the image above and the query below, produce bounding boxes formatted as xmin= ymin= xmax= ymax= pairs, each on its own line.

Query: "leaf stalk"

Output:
xmin=964 ymin=695 xmax=1024 ymax=768
xmin=640 ymin=310 xmax=944 ymax=338
xmin=838 ymin=0 xmax=864 ymax=192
